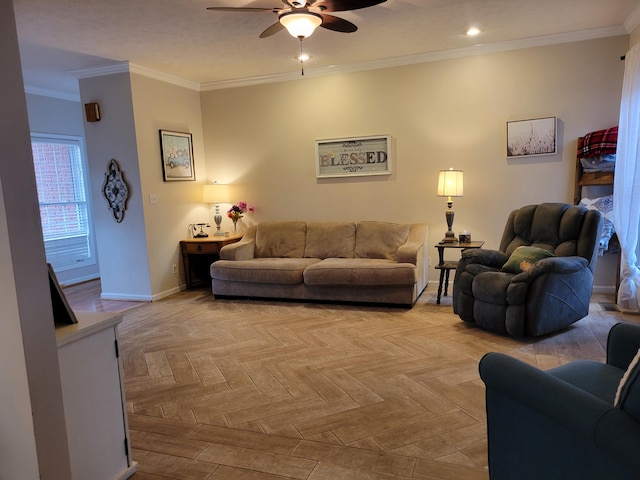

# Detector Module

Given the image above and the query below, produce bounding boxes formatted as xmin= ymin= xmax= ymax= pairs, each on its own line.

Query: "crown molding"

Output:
xmin=24 ymin=24 xmax=629 ymax=99
xmin=128 ymin=63 xmax=201 ymax=91
xmin=24 ymin=85 xmax=80 ymax=102
xmin=69 ymin=62 xmax=130 ymax=79
xmin=624 ymin=4 xmax=640 ymax=34
xmin=70 ymin=61 xmax=200 ymax=91
xmin=200 ymin=25 xmax=628 ymax=90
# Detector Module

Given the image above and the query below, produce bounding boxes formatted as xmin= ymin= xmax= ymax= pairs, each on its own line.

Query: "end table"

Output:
xmin=180 ymin=235 xmax=242 ymax=289
xmin=434 ymin=241 xmax=484 ymax=304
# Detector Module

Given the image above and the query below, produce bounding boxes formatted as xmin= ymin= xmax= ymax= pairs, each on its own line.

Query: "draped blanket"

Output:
xmin=577 ymin=126 xmax=618 ymax=158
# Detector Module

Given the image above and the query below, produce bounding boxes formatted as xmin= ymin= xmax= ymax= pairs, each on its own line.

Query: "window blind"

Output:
xmin=31 ymin=135 xmax=96 ymax=272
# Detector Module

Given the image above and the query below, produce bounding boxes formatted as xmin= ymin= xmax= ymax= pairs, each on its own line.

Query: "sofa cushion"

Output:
xmin=355 ymin=221 xmax=410 ymax=260
xmin=211 ymin=258 xmax=320 ymax=284
xmin=255 ymin=221 xmax=307 ymax=258
xmin=303 ymin=258 xmax=416 ymax=286
xmin=304 ymin=222 xmax=356 ymax=259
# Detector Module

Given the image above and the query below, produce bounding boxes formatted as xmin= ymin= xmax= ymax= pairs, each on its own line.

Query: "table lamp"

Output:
xmin=202 ymin=182 xmax=230 ymax=236
xmin=436 ymin=168 xmax=464 ymax=243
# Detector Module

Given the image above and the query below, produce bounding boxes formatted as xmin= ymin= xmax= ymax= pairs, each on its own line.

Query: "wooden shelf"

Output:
xmin=577 ymin=171 xmax=614 ymax=186
xmin=574 ymin=137 xmax=615 ymax=204
xmin=574 ymin=135 xmax=619 ymax=295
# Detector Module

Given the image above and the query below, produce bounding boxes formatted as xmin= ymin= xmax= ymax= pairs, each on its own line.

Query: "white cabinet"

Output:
xmin=56 ymin=312 xmax=137 ymax=480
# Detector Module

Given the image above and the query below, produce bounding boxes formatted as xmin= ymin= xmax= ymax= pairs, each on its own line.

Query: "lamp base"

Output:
xmin=441 ymin=208 xmax=457 ymax=243
xmin=213 ymin=213 xmax=224 ymax=236
xmin=441 ymin=231 xmax=458 ymax=243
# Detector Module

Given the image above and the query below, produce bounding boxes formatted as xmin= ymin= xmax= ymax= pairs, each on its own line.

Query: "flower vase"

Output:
xmin=232 ymin=218 xmax=238 ymax=233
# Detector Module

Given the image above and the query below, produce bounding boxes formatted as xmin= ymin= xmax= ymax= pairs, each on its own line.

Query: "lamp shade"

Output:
xmin=202 ymin=183 xmax=230 ymax=204
xmin=436 ymin=169 xmax=464 ymax=197
xmin=279 ymin=12 xmax=322 ymax=38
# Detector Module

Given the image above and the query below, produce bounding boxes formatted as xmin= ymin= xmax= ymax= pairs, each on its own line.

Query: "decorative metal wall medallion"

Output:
xmin=102 ymin=159 xmax=129 ymax=223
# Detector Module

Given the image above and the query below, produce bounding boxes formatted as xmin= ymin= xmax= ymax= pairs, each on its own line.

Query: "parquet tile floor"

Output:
xmin=66 ymin=280 xmax=637 ymax=479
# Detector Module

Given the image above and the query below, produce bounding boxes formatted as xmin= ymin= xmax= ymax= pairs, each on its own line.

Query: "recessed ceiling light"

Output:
xmin=466 ymin=27 xmax=481 ymax=37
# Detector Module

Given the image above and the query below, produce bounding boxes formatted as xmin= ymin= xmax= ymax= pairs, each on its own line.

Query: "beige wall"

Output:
xmin=631 ymin=24 xmax=640 ymax=47
xmin=80 ymin=71 xmax=208 ymax=300
xmin=200 ymin=35 xmax=628 ymax=291
xmin=131 ymin=73 xmax=207 ymax=297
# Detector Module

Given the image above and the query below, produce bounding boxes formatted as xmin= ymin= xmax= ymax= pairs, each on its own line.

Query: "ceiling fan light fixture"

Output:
xmin=466 ymin=26 xmax=481 ymax=36
xmin=279 ymin=11 xmax=323 ymax=38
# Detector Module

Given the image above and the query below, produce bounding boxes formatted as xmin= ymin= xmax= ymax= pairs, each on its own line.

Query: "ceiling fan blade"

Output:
xmin=311 ymin=0 xmax=386 ymax=12
xmin=206 ymin=7 xmax=281 ymax=13
xmin=319 ymin=13 xmax=357 ymax=33
xmin=259 ymin=21 xmax=286 ymax=38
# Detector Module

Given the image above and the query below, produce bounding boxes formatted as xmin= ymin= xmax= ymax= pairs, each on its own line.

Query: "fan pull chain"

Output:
xmin=299 ymin=37 xmax=305 ymax=76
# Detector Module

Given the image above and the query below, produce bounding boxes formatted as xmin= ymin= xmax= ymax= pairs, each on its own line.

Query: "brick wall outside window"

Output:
xmin=31 ymin=136 xmax=95 ymax=272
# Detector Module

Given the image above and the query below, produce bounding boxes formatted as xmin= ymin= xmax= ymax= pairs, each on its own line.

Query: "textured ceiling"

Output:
xmin=13 ymin=0 xmax=640 ymax=98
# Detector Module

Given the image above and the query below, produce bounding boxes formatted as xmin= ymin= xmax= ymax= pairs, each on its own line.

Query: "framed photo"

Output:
xmin=160 ymin=130 xmax=195 ymax=181
xmin=316 ymin=135 xmax=391 ymax=178
xmin=506 ymin=117 xmax=557 ymax=158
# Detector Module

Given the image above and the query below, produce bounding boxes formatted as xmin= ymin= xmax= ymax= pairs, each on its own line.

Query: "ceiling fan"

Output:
xmin=206 ymin=0 xmax=387 ymax=39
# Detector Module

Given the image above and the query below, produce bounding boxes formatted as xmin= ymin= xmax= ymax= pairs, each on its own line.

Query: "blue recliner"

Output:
xmin=453 ymin=203 xmax=603 ymax=337
xmin=479 ymin=322 xmax=640 ymax=480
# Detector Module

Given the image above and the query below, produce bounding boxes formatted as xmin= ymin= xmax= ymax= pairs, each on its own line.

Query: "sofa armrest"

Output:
xmin=480 ymin=352 xmax=610 ymax=436
xmin=397 ymin=242 xmax=422 ymax=265
xmin=397 ymin=223 xmax=428 ymax=294
xmin=607 ymin=323 xmax=640 ymax=370
xmin=220 ymin=239 xmax=255 ymax=260
xmin=220 ymin=226 xmax=257 ymax=260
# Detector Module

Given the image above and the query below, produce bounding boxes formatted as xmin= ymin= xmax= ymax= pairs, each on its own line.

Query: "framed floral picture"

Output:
xmin=159 ymin=130 xmax=195 ymax=181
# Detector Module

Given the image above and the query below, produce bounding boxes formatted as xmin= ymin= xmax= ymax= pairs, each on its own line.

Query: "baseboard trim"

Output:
xmin=593 ymin=285 xmax=616 ymax=295
xmin=151 ymin=286 xmax=182 ymax=302
xmin=59 ymin=273 xmax=100 ymax=287
xmin=100 ymin=285 xmax=185 ymax=302
xmin=100 ymin=292 xmax=152 ymax=302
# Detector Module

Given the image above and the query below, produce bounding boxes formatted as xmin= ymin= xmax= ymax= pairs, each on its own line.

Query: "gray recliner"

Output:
xmin=452 ymin=203 xmax=603 ymax=337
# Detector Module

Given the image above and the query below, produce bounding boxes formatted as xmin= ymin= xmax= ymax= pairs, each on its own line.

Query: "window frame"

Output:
xmin=30 ymin=132 xmax=97 ymax=273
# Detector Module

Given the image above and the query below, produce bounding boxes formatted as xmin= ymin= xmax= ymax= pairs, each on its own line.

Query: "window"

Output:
xmin=31 ymin=134 xmax=96 ymax=272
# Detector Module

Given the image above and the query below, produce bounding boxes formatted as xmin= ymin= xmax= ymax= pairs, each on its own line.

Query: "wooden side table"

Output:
xmin=180 ymin=235 xmax=242 ymax=289
xmin=434 ymin=241 xmax=484 ymax=304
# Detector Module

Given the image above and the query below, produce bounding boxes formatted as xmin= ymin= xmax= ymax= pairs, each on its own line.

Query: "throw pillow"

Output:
xmin=615 ymin=348 xmax=640 ymax=413
xmin=501 ymin=246 xmax=555 ymax=274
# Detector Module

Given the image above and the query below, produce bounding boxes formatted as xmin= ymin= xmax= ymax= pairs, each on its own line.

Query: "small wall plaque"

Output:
xmin=102 ymin=159 xmax=129 ymax=223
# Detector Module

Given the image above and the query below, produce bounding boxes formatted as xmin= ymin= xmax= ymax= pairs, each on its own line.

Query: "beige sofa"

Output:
xmin=210 ymin=221 xmax=429 ymax=306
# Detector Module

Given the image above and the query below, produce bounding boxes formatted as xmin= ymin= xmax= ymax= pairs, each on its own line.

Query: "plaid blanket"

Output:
xmin=577 ymin=126 xmax=618 ymax=158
